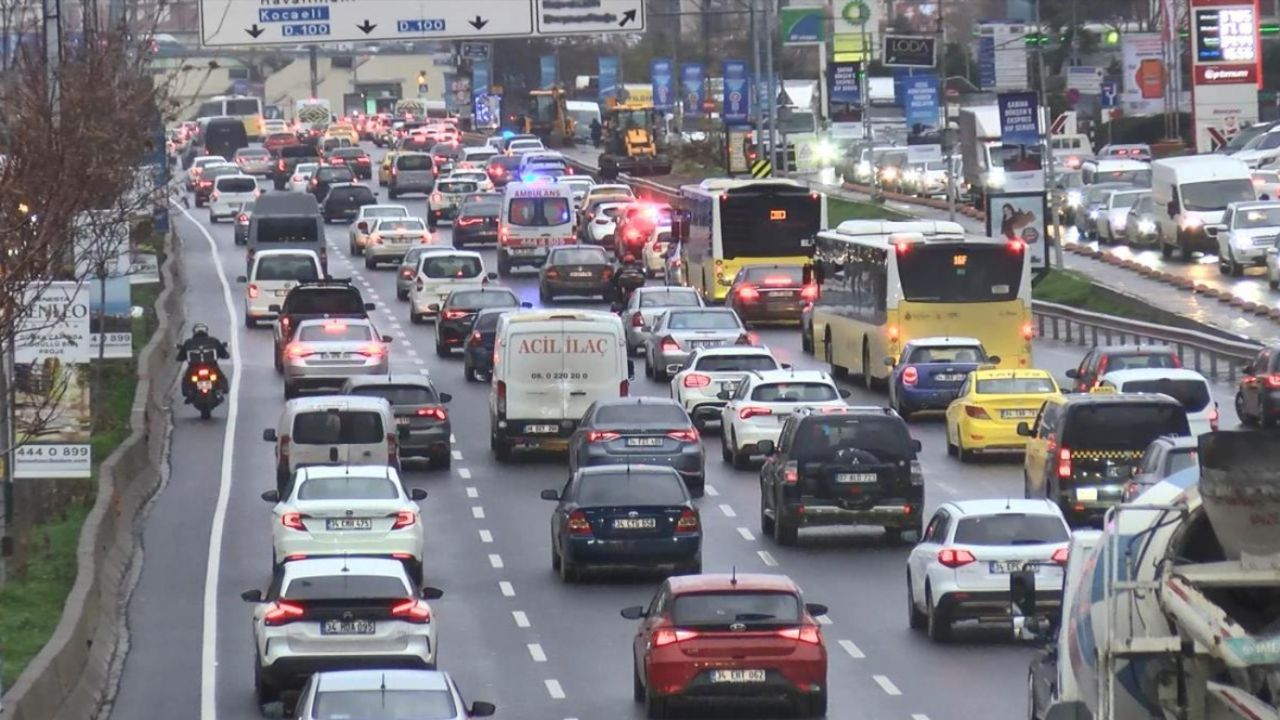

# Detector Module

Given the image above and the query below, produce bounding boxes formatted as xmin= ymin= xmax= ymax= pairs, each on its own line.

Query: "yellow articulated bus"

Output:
xmin=195 ymin=94 xmax=265 ymax=141
xmin=810 ymin=220 xmax=1033 ymax=387
xmin=678 ymin=179 xmax=826 ymax=302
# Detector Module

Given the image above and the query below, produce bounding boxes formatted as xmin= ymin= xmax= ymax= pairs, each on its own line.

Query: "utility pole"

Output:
xmin=763 ymin=0 xmax=780 ymax=173
xmin=940 ymin=0 xmax=955 ymax=222
xmin=308 ymin=45 xmax=319 ymax=99
xmin=42 ymin=0 xmax=61 ymax=128
xmin=1034 ymin=0 xmax=1061 ymax=268
xmin=751 ymin=0 xmax=763 ymax=157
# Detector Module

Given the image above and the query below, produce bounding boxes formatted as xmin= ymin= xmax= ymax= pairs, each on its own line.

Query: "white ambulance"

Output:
xmin=497 ymin=180 xmax=576 ymax=277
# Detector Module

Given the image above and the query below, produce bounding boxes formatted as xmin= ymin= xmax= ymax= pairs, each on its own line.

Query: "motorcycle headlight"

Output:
xmin=1088 ymin=208 xmax=1100 ymax=219
xmin=1066 ymin=190 xmax=1082 ymax=207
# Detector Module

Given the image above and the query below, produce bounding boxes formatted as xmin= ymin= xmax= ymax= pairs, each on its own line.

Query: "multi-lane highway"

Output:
xmin=107 ymin=146 xmax=1245 ymax=720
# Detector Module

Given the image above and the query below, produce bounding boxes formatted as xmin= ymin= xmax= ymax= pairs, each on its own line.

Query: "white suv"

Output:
xmin=719 ymin=370 xmax=849 ymax=469
xmin=235 ymin=249 xmax=323 ymax=328
xmin=906 ymin=499 xmax=1069 ymax=642
xmin=408 ymin=250 xmax=493 ymax=324
xmin=242 ymin=557 xmax=442 ymax=709
xmin=208 ymin=174 xmax=259 ymax=222
xmin=670 ymin=347 xmax=784 ymax=431
xmin=261 ymin=465 xmax=428 ymax=583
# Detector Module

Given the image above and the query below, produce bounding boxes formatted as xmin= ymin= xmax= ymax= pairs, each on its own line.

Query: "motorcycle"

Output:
xmin=609 ymin=254 xmax=648 ymax=306
xmin=181 ymin=347 xmax=226 ymax=420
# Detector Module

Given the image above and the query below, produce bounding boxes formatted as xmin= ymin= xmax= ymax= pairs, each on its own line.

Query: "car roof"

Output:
xmin=689 ymin=346 xmax=774 ymax=357
xmin=748 ymin=369 xmax=832 ymax=383
xmin=342 ymin=374 xmax=433 ymax=390
xmin=594 ymin=397 xmax=683 ymax=409
xmin=970 ymin=368 xmax=1053 ymax=380
xmin=282 ymin=556 xmax=406 ymax=580
xmin=1228 ymin=200 xmax=1280 ymax=211
xmin=360 ymin=204 xmax=409 ymax=214
xmin=295 ymin=316 xmax=373 ymax=329
xmin=1101 ymin=368 xmax=1207 ymax=383
xmin=576 ymin=464 xmax=681 ymax=480
xmin=668 ymin=573 xmax=799 ymax=595
xmin=1058 ymin=392 xmax=1183 ymax=407
xmin=1152 ymin=434 xmax=1200 ymax=449
xmin=285 ymin=395 xmax=391 ymax=412
xmin=905 ymin=336 xmax=983 ymax=347
xmin=254 ymin=248 xmax=321 ymax=259
xmin=943 ymin=498 xmax=1062 ymax=517
xmin=1095 ymin=344 xmax=1176 ymax=354
xmin=316 ymin=669 xmax=452 ymax=693
xmin=297 ymin=464 xmax=402 ymax=482
xmin=638 ymin=285 xmax=697 ymax=294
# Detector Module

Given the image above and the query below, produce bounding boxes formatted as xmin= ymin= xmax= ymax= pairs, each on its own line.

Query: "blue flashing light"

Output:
xmin=501 ymin=130 xmax=516 ymax=139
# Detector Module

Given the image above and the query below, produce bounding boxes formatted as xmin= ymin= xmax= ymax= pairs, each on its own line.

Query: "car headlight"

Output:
xmin=815 ymin=141 xmax=835 ymax=163
xmin=1138 ymin=219 xmax=1155 ymax=233
xmin=1088 ymin=208 xmax=1100 ymax=219
xmin=1180 ymin=214 xmax=1203 ymax=230
xmin=986 ymin=168 xmax=1005 ymax=187
xmin=1066 ymin=190 xmax=1082 ymax=207
xmin=881 ymin=167 xmax=898 ymax=180
xmin=1231 ymin=232 xmax=1254 ymax=248
xmin=903 ymin=169 xmax=920 ymax=182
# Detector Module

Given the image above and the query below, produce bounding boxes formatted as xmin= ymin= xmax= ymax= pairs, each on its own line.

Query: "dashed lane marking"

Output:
xmin=479 ymin=530 xmax=493 ymax=543
xmin=757 ymin=550 xmax=778 ymax=566
xmin=499 ymin=581 xmax=515 ymax=597
xmin=816 ymin=614 xmax=832 ymax=625
xmin=912 ymin=715 xmax=931 ymax=720
xmin=513 ymin=610 xmax=530 ymax=628
xmin=719 ymin=504 xmax=736 ymax=518
xmin=466 ymin=487 xmax=479 ymax=498
xmin=472 ymin=506 xmax=485 ymax=519
xmin=544 ymin=679 xmax=565 ymax=699
xmin=488 ymin=553 xmax=504 ymax=568
xmin=458 ymin=468 xmax=472 ymax=479
xmin=737 ymin=527 xmax=754 ymax=541
xmin=704 ymin=485 xmax=719 ymax=497
xmin=414 ymin=358 xmax=426 ymax=365
xmin=452 ymin=450 xmax=463 ymax=460
xmin=839 ymin=640 xmax=865 ymax=659
xmin=873 ymin=675 xmax=901 ymax=696
xmin=528 ymin=643 xmax=547 ymax=662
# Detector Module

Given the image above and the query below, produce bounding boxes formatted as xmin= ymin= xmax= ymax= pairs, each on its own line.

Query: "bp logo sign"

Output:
xmin=841 ymin=0 xmax=870 ymax=25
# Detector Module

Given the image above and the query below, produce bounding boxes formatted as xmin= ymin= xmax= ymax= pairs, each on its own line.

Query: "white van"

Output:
xmin=236 ymin=249 xmax=324 ymax=328
xmin=1151 ymin=155 xmax=1255 ymax=260
xmin=489 ymin=309 xmax=632 ymax=461
xmin=1081 ymin=158 xmax=1151 ymax=186
xmin=263 ymin=395 xmax=402 ymax=495
xmin=408 ymin=250 xmax=495 ymax=323
xmin=497 ymin=180 xmax=576 ymax=277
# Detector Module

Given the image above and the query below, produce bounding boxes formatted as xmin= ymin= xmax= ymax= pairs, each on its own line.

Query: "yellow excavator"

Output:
xmin=522 ymin=87 xmax=575 ymax=147
xmin=597 ymin=98 xmax=672 ymax=178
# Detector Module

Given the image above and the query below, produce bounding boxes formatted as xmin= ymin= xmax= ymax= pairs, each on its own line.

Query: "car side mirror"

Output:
xmin=805 ymin=603 xmax=829 ymax=617
xmin=1016 ymin=421 xmax=1033 ymax=437
xmin=240 ymin=589 xmax=263 ymax=603
xmin=268 ymin=304 xmax=282 ymax=312
xmin=382 ymin=335 xmax=393 ymax=343
xmin=540 ymin=489 xmax=560 ymax=501
xmin=883 ymin=356 xmax=896 ymax=367
xmin=469 ymin=702 xmax=497 ymax=718
xmin=487 ymin=272 xmax=498 ymax=280
xmin=521 ymin=301 xmax=533 ymax=308
xmin=838 ymin=388 xmax=852 ymax=399
xmin=1064 ymin=368 xmax=1079 ymax=379
xmin=410 ymin=488 xmax=428 ymax=501
xmin=781 ymin=363 xmax=792 ymax=369
xmin=756 ymin=440 xmax=776 ymax=456
xmin=987 ymin=355 xmax=1001 ymax=364
xmin=428 ymin=303 xmax=440 ymax=312
xmin=620 ymin=605 xmax=647 ymax=620
xmin=263 ymin=428 xmax=277 ymax=442
xmin=421 ymin=586 xmax=444 ymax=600
xmin=364 ymin=302 xmax=376 ymax=311
xmin=439 ymin=392 xmax=453 ymax=403
xmin=716 ymin=389 xmax=731 ymax=400
xmin=260 ymin=490 xmax=280 ymax=503
xmin=235 ymin=275 xmax=247 ymax=283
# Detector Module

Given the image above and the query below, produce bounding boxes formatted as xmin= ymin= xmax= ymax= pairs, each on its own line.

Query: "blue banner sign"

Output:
xmin=722 ymin=60 xmax=750 ymax=124
xmin=540 ymin=55 xmax=557 ymax=89
xmin=681 ymin=64 xmax=705 ymax=117
xmin=473 ymin=59 xmax=490 ymax=97
xmin=998 ymin=90 xmax=1043 ymax=190
xmin=651 ymin=58 xmax=674 ymax=110
xmin=599 ymin=56 xmax=620 ymax=101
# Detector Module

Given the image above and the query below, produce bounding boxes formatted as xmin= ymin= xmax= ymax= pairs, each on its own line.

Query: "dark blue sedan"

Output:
xmin=886 ymin=337 xmax=994 ymax=420
xmin=462 ymin=307 xmax=523 ymax=382
xmin=541 ymin=465 xmax=702 ymax=582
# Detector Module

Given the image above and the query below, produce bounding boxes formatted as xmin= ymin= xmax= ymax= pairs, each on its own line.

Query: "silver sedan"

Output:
xmin=643 ymin=307 xmax=748 ymax=382
xmin=622 ymin=286 xmax=705 ymax=355
xmin=281 ymin=318 xmax=391 ymax=398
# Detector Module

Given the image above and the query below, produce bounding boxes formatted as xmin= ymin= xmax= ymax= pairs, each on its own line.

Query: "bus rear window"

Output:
xmin=720 ymin=190 xmax=821 ymax=259
xmin=225 ymin=99 xmax=260 ymax=115
xmin=897 ymin=245 xmax=1024 ymax=303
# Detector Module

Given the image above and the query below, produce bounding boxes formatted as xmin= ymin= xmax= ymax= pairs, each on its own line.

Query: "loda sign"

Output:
xmin=883 ymin=35 xmax=936 ymax=68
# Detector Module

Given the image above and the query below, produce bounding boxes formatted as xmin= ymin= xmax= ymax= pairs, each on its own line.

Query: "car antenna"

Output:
xmin=342 ymin=554 xmax=350 ymax=573
xmin=1005 ymin=496 xmax=1011 ymax=511
xmin=730 ymin=566 xmax=737 ymax=587
xmin=380 ymin=672 xmax=387 ymax=707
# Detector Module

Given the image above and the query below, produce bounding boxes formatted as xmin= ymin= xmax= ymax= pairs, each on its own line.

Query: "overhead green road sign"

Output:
xmin=780 ymin=5 xmax=825 ymax=46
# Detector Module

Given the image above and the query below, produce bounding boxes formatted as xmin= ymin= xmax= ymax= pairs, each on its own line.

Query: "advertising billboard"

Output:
xmin=997 ymin=91 xmax=1044 ymax=191
xmin=1121 ymin=33 xmax=1167 ymax=116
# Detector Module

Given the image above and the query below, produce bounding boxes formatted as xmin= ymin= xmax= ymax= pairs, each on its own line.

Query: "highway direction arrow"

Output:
xmin=201 ymin=0 xmax=644 ymax=48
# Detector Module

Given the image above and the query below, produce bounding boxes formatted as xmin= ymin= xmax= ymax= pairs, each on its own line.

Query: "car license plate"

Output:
xmin=275 ymin=289 xmax=289 ymax=297
xmin=325 ymin=517 xmax=372 ymax=531
xmin=613 ymin=517 xmax=657 ymax=529
xmin=196 ymin=380 xmax=213 ymax=392
xmin=1000 ymin=409 xmax=1037 ymax=419
xmin=1076 ymin=487 xmax=1099 ymax=502
xmin=836 ymin=472 xmax=878 ymax=484
xmin=626 ymin=437 xmax=663 ymax=447
xmin=988 ymin=560 xmax=1026 ymax=574
xmin=321 ymin=619 xmax=375 ymax=635
xmin=528 ymin=424 xmax=558 ymax=434
xmin=934 ymin=373 xmax=967 ymax=382
xmin=711 ymin=669 xmax=766 ymax=683
xmin=767 ymin=290 xmax=794 ymax=298
xmin=396 ymin=417 xmax=411 ymax=426
xmin=718 ymin=381 xmax=738 ymax=394
xmin=569 ymin=271 xmax=592 ymax=278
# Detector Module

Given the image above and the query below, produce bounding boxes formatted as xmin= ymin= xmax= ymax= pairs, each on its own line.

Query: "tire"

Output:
xmin=396 ymin=289 xmax=408 ymax=301
xmin=1236 ymin=393 xmax=1255 ymax=425
xmin=773 ymin=508 xmax=798 ymax=546
xmin=283 ymin=382 xmax=297 ymax=399
xmin=388 ymin=189 xmax=398 ymax=199
xmin=276 ymin=465 xmax=291 ymax=497
xmin=644 ymin=354 xmax=655 ymax=379
xmin=497 ymin=254 xmax=511 ymax=278
xmin=957 ymin=435 xmax=976 ymax=463
xmin=721 ymin=433 xmax=733 ymax=463
xmin=493 ymin=433 xmax=512 ymax=463
xmin=645 ymin=689 xmax=670 ymax=720
xmin=824 ymin=330 xmax=847 ymax=378
xmin=759 ymin=489 xmax=775 ymax=536
xmin=464 ymin=364 xmax=477 ymax=382
xmin=945 ymin=425 xmax=958 ymax=457
xmin=551 ymin=541 xmax=561 ymax=571
xmin=1160 ymin=236 xmax=1173 ymax=259
xmin=730 ymin=442 xmax=751 ymax=470
xmin=687 ymin=481 xmax=704 ymax=499
xmin=862 ymin=344 xmax=874 ymax=391
xmin=907 ymin=573 xmax=926 ymax=630
xmin=431 ymin=451 xmax=452 ymax=470
xmin=1270 ymin=278 xmax=1279 ymax=290
xmin=244 ymin=312 xmax=257 ymax=329
xmin=633 ymin=657 xmax=645 ymax=702
xmin=539 ymin=284 xmax=552 ymax=304
xmin=558 ymin=551 xmax=578 ymax=583
xmin=926 ymin=587 xmax=951 ymax=642
xmin=428 ymin=216 xmax=438 ymax=229
xmin=199 ymin=405 xmax=212 ymax=420
xmin=365 ymin=256 xmax=376 ymax=269
xmin=435 ymin=332 xmax=450 ymax=358
xmin=410 ymin=310 xmax=423 ymax=325
xmin=800 ymin=688 xmax=828 ymax=718
xmin=653 ymin=362 xmax=669 ymax=382
xmin=678 ymin=557 xmax=702 ymax=575
xmin=801 ymin=324 xmax=814 ymax=354
xmin=254 ymin=662 xmax=280 ymax=708
xmin=883 ymin=526 xmax=906 ymax=545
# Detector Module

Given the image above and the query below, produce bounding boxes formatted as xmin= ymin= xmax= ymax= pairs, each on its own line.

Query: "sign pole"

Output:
xmin=939 ymin=0 xmax=954 ymax=222
xmin=1033 ymin=0 xmax=1061 ymax=269
xmin=751 ymin=0 xmax=763 ymax=157
xmin=764 ymin=3 xmax=780 ymax=174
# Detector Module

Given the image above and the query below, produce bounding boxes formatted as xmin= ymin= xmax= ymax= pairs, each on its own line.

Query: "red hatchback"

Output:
xmin=622 ymin=574 xmax=828 ymax=719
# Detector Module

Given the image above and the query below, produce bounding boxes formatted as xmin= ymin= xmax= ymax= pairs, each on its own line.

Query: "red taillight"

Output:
xmin=682 ymin=373 xmax=711 ymax=389
xmin=247 ymin=283 xmax=260 ymax=299
xmin=237 ymin=213 xmax=249 ymax=224
xmin=457 ymin=216 xmax=482 ymax=226
xmin=782 ymin=461 xmax=798 ymax=485
xmin=800 ymin=283 xmax=819 ymax=302
xmin=1057 ymin=448 xmax=1072 ymax=480
xmin=263 ymin=600 xmax=306 ymax=626
xmin=468 ymin=331 xmax=483 ymax=347
xmin=660 ymin=336 xmax=679 ymax=352
xmin=1051 ymin=547 xmax=1070 ymax=565
xmin=197 ymin=367 xmax=211 ymax=378
xmin=281 ymin=512 xmax=306 ymax=530
xmin=1209 ymin=403 xmax=1220 ymax=431
xmin=737 ymin=284 xmax=760 ymax=302
xmin=667 ymin=428 xmax=699 ymax=442
xmin=587 ymin=431 xmax=620 ymax=443
xmin=443 ymin=309 xmax=468 ymax=320
xmin=675 ymin=509 xmax=699 ymax=533
xmin=390 ymin=510 xmax=417 ymax=529
xmin=652 ymin=627 xmax=698 ymax=646
xmin=545 ymin=268 xmax=560 ymax=279
xmin=1267 ymin=375 xmax=1280 ymax=389
xmin=902 ymin=366 xmax=919 ymax=385
xmin=620 ymin=379 xmax=629 ymax=397
xmin=277 ymin=159 xmax=285 ymax=170
xmin=630 ymin=311 xmax=645 ymax=327
xmin=390 ymin=598 xmax=432 ymax=623
xmin=1021 ymin=322 xmax=1034 ymax=341
xmin=287 ymin=343 xmax=313 ymax=358
xmin=739 ymin=406 xmax=772 ymax=420
xmin=400 ymin=267 xmax=414 ymax=279
xmin=736 ymin=333 xmax=753 ymax=346
xmin=358 ymin=343 xmax=386 ymax=358
xmin=777 ymin=625 xmax=822 ymax=644
xmin=430 ymin=192 xmax=443 ymax=203
xmin=937 ymin=548 xmax=977 ymax=568
xmin=567 ymin=510 xmax=593 ymax=535
xmin=357 ymin=157 xmax=370 ymax=164
xmin=416 ymin=407 xmax=447 ymax=421
xmin=964 ymin=405 xmax=991 ymax=419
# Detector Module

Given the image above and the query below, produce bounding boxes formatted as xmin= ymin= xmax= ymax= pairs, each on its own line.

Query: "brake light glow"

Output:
xmin=1267 ymin=375 xmax=1280 ymax=388
xmin=964 ymin=406 xmax=991 ymax=419
xmin=937 ymin=548 xmax=977 ymax=568
xmin=281 ymin=512 xmax=306 ymax=530
xmin=667 ymin=428 xmax=699 ymax=442
xmin=263 ymin=600 xmax=306 ymax=626
xmin=567 ymin=510 xmax=592 ymax=535
xmin=443 ymin=309 xmax=469 ymax=321
xmin=1022 ymin=322 xmax=1034 ymax=341
xmin=800 ymin=283 xmax=818 ymax=302
xmin=902 ymin=366 xmax=919 ymax=386
xmin=1057 ymin=448 xmax=1072 ymax=479
xmin=456 ymin=216 xmax=482 ymax=226
xmin=287 ymin=344 xmax=313 ymax=358
xmin=652 ymin=627 xmax=699 ymax=646
xmin=736 ymin=284 xmax=760 ymax=302
xmin=660 ymin=337 xmax=679 ymax=352
xmin=777 ymin=625 xmax=822 ymax=644
xmin=390 ymin=598 xmax=432 ymax=623
xmin=630 ymin=311 xmax=645 ymax=327
xmin=390 ymin=511 xmax=417 ymax=529
xmin=359 ymin=343 xmax=386 ymax=358
xmin=682 ymin=373 xmax=711 ymax=389
xmin=739 ymin=406 xmax=772 ymax=420
xmin=1051 ymin=547 xmax=1070 ymax=565
xmin=762 ymin=275 xmax=793 ymax=286
xmin=782 ymin=461 xmax=798 ymax=485
xmin=417 ymin=407 xmax=447 ymax=420
xmin=675 ymin=509 xmax=699 ymax=533
xmin=587 ymin=431 xmax=620 ymax=443
xmin=620 ymin=379 xmax=629 ymax=397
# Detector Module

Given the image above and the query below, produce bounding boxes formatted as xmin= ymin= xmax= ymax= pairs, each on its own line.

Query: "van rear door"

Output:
xmin=505 ymin=323 xmax=568 ymax=422
xmin=560 ymin=319 xmax=623 ymax=420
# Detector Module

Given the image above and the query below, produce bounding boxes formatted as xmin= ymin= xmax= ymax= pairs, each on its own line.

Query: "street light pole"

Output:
xmin=751 ymin=0 xmax=763 ymax=157
xmin=1034 ymin=0 xmax=1061 ymax=268
xmin=763 ymin=0 xmax=780 ymax=173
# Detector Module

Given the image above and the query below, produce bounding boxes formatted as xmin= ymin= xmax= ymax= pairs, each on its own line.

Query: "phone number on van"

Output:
xmin=530 ymin=372 xmax=591 ymax=381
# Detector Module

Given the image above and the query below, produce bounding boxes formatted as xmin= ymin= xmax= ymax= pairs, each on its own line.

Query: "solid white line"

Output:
xmin=737 ymin=527 xmax=754 ymax=541
xmin=704 ymin=485 xmax=719 ymax=497
xmin=528 ymin=643 xmax=547 ymax=662
xmin=757 ymin=550 xmax=778 ymax=566
xmin=452 ymin=450 xmax=463 ymax=460
xmin=479 ymin=529 xmax=493 ymax=543
xmin=488 ymin=553 xmax=504 ymax=568
xmin=182 ymin=204 xmax=243 ymax=720
xmin=458 ymin=468 xmax=472 ymax=479
xmin=466 ymin=486 xmax=479 ymax=498
xmin=472 ymin=506 xmax=485 ymax=519
xmin=816 ymin=614 xmax=833 ymax=625
xmin=838 ymin=639 xmax=865 ymax=659
xmin=873 ymin=675 xmax=901 ymax=696
xmin=499 ymin=581 xmax=515 ymax=597
xmin=719 ymin=504 xmax=736 ymax=517
xmin=513 ymin=610 xmax=530 ymax=628
xmin=544 ymin=679 xmax=565 ymax=699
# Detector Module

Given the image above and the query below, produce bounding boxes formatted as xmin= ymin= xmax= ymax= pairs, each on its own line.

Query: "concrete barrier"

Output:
xmin=1 ymin=233 xmax=185 ymax=720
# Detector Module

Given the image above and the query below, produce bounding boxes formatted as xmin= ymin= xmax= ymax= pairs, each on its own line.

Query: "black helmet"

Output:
xmin=192 ymin=323 xmax=209 ymax=338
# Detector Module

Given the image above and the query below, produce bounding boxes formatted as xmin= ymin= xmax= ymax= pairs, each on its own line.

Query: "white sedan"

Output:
xmin=718 ymin=369 xmax=849 ymax=469
xmin=288 ymin=162 xmax=319 ymax=194
xmin=670 ymin=346 xmax=783 ymax=431
xmin=906 ymin=498 xmax=1069 ymax=642
xmin=445 ymin=169 xmax=494 ymax=192
xmin=264 ymin=465 xmax=427 ymax=583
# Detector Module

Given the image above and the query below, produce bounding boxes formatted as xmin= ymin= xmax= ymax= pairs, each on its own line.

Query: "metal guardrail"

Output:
xmin=1032 ymin=300 xmax=1261 ymax=382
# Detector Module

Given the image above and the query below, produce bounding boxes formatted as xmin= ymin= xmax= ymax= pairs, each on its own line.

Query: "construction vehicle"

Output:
xmin=1015 ymin=430 xmax=1280 ymax=720
xmin=598 ymin=98 xmax=672 ymax=179
xmin=522 ymin=87 xmax=575 ymax=148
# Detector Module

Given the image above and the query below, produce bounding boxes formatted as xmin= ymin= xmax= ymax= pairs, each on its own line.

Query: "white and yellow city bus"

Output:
xmin=195 ymin=94 xmax=265 ymax=140
xmin=678 ymin=178 xmax=827 ymax=302
xmin=810 ymin=220 xmax=1033 ymax=387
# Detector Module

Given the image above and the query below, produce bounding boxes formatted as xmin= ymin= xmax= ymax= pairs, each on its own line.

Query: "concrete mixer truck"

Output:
xmin=1014 ymin=430 xmax=1280 ymax=720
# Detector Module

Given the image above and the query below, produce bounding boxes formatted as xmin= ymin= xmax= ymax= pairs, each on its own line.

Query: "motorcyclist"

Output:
xmin=609 ymin=253 xmax=647 ymax=306
xmin=176 ymin=323 xmax=230 ymax=402
xmin=589 ymin=118 xmax=602 ymax=148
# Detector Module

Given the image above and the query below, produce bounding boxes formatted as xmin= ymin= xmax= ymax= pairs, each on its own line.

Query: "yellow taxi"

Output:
xmin=325 ymin=123 xmax=359 ymax=145
xmin=379 ymin=151 xmax=401 ymax=187
xmin=944 ymin=367 xmax=1059 ymax=462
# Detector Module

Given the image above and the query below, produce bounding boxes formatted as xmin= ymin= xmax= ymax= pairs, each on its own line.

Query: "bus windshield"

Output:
xmin=721 ymin=188 xmax=821 ymax=259
xmin=897 ymin=244 xmax=1024 ymax=303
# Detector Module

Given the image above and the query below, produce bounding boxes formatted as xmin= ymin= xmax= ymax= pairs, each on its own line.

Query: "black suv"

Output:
xmin=270 ymin=280 xmax=375 ymax=371
xmin=757 ymin=406 xmax=923 ymax=546
xmin=271 ymin=144 xmax=320 ymax=190
xmin=320 ymin=183 xmax=376 ymax=223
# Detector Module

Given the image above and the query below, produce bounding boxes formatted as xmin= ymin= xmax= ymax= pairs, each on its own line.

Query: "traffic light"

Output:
xmin=1103 ymin=28 xmax=1120 ymax=46
xmin=1025 ymin=32 xmax=1048 ymax=46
